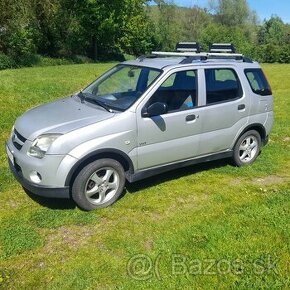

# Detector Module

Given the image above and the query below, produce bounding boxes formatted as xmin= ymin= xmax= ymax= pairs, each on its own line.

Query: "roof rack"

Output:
xmin=209 ymin=43 xmax=236 ymax=53
xmin=176 ymin=42 xmax=201 ymax=53
xmin=137 ymin=42 xmax=253 ymax=63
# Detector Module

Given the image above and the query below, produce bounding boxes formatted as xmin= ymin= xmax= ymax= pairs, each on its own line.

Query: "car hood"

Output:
xmin=15 ymin=96 xmax=115 ymax=141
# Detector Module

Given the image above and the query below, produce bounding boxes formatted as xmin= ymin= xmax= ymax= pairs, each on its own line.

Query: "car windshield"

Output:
xmin=82 ymin=64 xmax=162 ymax=111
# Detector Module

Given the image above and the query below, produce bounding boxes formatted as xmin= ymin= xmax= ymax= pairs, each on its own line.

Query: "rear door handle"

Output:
xmin=186 ymin=114 xmax=196 ymax=122
xmin=238 ymin=104 xmax=245 ymax=110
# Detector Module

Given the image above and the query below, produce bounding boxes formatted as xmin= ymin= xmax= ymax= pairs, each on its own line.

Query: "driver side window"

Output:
xmin=147 ymin=70 xmax=198 ymax=114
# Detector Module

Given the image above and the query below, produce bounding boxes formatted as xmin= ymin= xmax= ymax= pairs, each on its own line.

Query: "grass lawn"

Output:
xmin=0 ymin=63 xmax=289 ymax=289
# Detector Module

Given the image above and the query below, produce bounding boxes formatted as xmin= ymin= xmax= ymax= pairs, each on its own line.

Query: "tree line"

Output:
xmin=0 ymin=0 xmax=290 ymax=69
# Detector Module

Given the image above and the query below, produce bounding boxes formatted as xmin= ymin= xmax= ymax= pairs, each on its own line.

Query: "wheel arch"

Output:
xmin=233 ymin=123 xmax=266 ymax=149
xmin=65 ymin=149 xmax=134 ymax=187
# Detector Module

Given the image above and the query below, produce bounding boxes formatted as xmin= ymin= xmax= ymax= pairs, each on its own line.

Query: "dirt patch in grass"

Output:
xmin=44 ymin=225 xmax=94 ymax=255
xmin=144 ymin=239 xmax=154 ymax=251
xmin=229 ymin=178 xmax=243 ymax=186
xmin=252 ymin=175 xmax=289 ymax=186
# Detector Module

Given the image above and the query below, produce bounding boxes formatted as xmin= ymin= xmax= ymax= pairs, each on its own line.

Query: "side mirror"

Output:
xmin=142 ymin=102 xmax=168 ymax=117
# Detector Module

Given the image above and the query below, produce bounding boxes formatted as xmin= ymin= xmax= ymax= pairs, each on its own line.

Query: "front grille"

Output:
xmin=12 ymin=129 xmax=27 ymax=151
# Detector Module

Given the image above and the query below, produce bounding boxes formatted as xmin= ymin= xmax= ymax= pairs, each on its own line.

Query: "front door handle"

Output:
xmin=186 ymin=114 xmax=196 ymax=122
xmin=238 ymin=104 xmax=246 ymax=110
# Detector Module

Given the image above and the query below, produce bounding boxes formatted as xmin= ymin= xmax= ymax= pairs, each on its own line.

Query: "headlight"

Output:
xmin=28 ymin=134 xmax=61 ymax=158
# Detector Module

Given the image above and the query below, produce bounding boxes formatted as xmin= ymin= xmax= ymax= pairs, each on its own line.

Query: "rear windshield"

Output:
xmin=245 ymin=69 xmax=272 ymax=96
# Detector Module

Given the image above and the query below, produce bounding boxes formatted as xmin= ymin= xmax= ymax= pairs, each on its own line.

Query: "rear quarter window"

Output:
xmin=245 ymin=69 xmax=272 ymax=96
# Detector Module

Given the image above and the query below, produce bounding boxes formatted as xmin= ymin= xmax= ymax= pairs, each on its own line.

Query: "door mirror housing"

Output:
xmin=142 ymin=102 xmax=168 ymax=117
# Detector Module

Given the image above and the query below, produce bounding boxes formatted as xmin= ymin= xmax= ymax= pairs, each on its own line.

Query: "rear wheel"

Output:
xmin=233 ymin=130 xmax=261 ymax=167
xmin=72 ymin=158 xmax=125 ymax=211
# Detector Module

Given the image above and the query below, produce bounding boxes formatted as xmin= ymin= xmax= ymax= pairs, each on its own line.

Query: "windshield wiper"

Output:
xmin=85 ymin=97 xmax=113 ymax=113
xmin=77 ymin=92 xmax=113 ymax=112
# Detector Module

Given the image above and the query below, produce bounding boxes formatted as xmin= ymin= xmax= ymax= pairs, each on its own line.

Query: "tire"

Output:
xmin=72 ymin=158 xmax=125 ymax=211
xmin=232 ymin=130 xmax=261 ymax=167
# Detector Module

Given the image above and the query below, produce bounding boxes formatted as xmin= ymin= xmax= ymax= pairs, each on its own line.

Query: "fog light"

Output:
xmin=30 ymin=171 xmax=42 ymax=183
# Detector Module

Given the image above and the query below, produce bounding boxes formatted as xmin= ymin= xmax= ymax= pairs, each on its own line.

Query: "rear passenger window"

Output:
xmin=245 ymin=69 xmax=272 ymax=96
xmin=205 ymin=68 xmax=242 ymax=104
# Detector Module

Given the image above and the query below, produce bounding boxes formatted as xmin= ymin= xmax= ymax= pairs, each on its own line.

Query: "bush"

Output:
xmin=37 ymin=56 xmax=73 ymax=67
xmin=278 ymin=45 xmax=290 ymax=63
xmin=69 ymin=55 xmax=94 ymax=64
xmin=18 ymin=54 xmax=41 ymax=67
xmin=0 ymin=54 xmax=15 ymax=70
xmin=7 ymin=28 xmax=36 ymax=62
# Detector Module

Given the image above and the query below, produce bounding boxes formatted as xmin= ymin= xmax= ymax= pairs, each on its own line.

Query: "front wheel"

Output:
xmin=232 ymin=130 xmax=261 ymax=167
xmin=72 ymin=158 xmax=125 ymax=211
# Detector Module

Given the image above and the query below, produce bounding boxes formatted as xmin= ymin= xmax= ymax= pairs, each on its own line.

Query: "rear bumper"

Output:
xmin=8 ymin=159 xmax=70 ymax=199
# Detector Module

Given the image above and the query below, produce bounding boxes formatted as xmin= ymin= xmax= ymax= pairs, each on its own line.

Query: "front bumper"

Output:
xmin=8 ymin=158 xmax=70 ymax=198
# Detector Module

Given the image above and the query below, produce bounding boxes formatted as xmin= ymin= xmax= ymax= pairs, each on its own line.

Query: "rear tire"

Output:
xmin=232 ymin=130 xmax=261 ymax=167
xmin=72 ymin=158 xmax=125 ymax=211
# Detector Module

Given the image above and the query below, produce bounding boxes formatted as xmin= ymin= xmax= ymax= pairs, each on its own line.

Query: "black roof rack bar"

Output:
xmin=176 ymin=42 xmax=201 ymax=53
xmin=209 ymin=43 xmax=236 ymax=53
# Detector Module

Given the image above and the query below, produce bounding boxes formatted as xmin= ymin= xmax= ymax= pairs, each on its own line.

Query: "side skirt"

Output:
xmin=126 ymin=151 xmax=233 ymax=183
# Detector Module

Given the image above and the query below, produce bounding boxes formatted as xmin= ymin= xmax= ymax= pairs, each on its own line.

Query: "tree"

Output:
xmin=181 ymin=6 xmax=211 ymax=42
xmin=209 ymin=0 xmax=254 ymax=27
xmin=258 ymin=16 xmax=288 ymax=45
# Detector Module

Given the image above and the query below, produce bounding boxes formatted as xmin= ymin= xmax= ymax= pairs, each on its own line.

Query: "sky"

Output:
xmin=167 ymin=0 xmax=290 ymax=23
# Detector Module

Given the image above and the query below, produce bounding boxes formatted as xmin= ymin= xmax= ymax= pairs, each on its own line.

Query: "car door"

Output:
xmin=197 ymin=67 xmax=250 ymax=155
xmin=136 ymin=68 xmax=203 ymax=170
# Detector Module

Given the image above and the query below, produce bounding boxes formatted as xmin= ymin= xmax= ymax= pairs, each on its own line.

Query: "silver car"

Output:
xmin=6 ymin=43 xmax=274 ymax=211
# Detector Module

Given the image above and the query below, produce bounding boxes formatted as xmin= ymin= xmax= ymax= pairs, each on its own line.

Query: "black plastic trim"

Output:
xmin=65 ymin=148 xmax=135 ymax=186
xmin=8 ymin=159 xmax=70 ymax=198
xmin=14 ymin=129 xmax=27 ymax=143
xmin=127 ymin=151 xmax=233 ymax=183
xmin=234 ymin=123 xmax=267 ymax=147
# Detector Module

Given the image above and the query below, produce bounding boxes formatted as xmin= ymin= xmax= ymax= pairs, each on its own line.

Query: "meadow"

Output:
xmin=0 ymin=63 xmax=289 ymax=289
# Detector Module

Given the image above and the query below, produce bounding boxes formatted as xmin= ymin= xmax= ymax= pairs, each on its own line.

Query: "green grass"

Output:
xmin=0 ymin=63 xmax=289 ymax=289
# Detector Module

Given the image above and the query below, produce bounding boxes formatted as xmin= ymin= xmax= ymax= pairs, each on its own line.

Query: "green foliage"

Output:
xmin=200 ymin=24 xmax=252 ymax=53
xmin=0 ymin=0 xmax=153 ymax=66
xmin=0 ymin=54 xmax=15 ymax=69
xmin=0 ymin=0 xmax=290 ymax=67
xmin=258 ymin=16 xmax=288 ymax=45
xmin=211 ymin=0 xmax=252 ymax=26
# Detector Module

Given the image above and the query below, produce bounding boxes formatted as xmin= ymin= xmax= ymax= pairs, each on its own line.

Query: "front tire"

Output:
xmin=72 ymin=158 xmax=125 ymax=211
xmin=232 ymin=130 xmax=261 ymax=167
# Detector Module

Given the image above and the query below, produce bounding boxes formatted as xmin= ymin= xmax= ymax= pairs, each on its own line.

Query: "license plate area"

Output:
xmin=6 ymin=145 xmax=14 ymax=166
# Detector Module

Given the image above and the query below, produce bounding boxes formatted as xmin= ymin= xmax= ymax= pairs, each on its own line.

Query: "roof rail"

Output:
xmin=151 ymin=51 xmax=243 ymax=58
xmin=137 ymin=54 xmax=158 ymax=62
xmin=148 ymin=51 xmax=252 ymax=63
